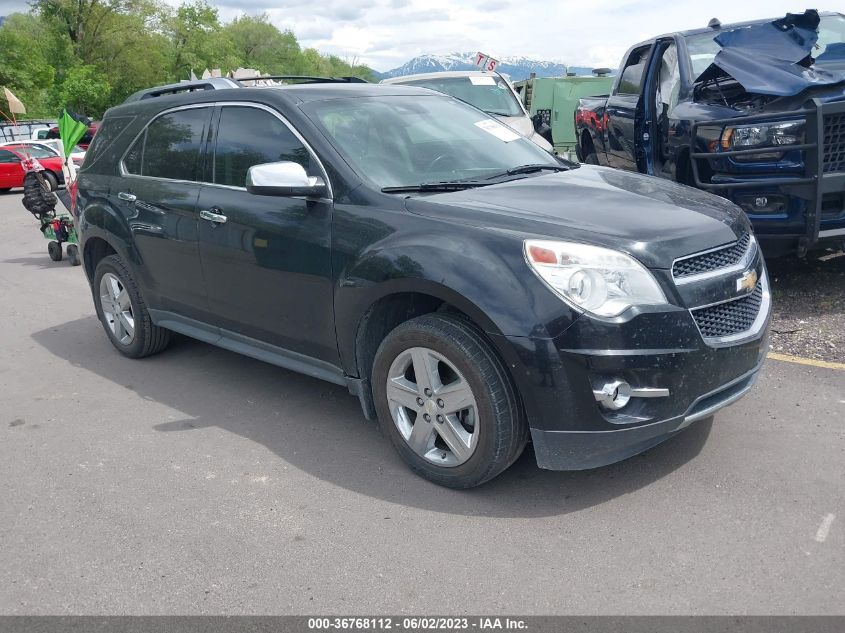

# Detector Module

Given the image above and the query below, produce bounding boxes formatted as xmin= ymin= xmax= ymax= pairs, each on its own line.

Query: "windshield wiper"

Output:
xmin=381 ymin=180 xmax=489 ymax=193
xmin=484 ymin=110 xmax=515 ymax=117
xmin=485 ymin=164 xmax=569 ymax=180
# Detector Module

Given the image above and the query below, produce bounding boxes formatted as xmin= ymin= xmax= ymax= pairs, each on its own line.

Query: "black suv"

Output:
xmin=75 ymin=82 xmax=771 ymax=488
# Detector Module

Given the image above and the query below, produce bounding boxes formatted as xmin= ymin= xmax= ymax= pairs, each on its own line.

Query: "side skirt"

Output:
xmin=148 ymin=310 xmax=372 ymax=418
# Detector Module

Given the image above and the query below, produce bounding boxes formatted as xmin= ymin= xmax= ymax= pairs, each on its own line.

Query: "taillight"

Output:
xmin=69 ymin=180 xmax=79 ymax=217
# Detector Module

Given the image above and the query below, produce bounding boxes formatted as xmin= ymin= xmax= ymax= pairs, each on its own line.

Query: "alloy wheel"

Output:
xmin=99 ymin=272 xmax=135 ymax=345
xmin=386 ymin=346 xmax=479 ymax=467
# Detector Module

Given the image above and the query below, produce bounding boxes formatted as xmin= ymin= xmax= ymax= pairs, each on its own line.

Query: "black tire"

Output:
xmin=371 ymin=314 xmax=528 ymax=488
xmin=66 ymin=244 xmax=81 ymax=266
xmin=22 ymin=171 xmax=57 ymax=218
xmin=584 ymin=152 xmax=599 ymax=165
xmin=42 ymin=171 xmax=59 ymax=191
xmin=0 ymin=187 xmax=11 ymax=193
xmin=47 ymin=241 xmax=62 ymax=261
xmin=93 ymin=254 xmax=170 ymax=358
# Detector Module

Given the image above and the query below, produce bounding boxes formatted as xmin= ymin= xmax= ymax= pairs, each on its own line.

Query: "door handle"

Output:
xmin=117 ymin=191 xmax=136 ymax=202
xmin=200 ymin=208 xmax=227 ymax=224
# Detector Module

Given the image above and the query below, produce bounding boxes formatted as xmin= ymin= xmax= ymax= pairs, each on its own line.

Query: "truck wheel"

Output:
xmin=48 ymin=241 xmax=62 ymax=261
xmin=66 ymin=244 xmax=81 ymax=266
xmin=93 ymin=254 xmax=170 ymax=358
xmin=371 ymin=314 xmax=527 ymax=488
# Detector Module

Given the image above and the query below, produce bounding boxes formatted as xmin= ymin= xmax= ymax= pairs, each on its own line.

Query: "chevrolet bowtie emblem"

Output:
xmin=736 ymin=269 xmax=758 ymax=293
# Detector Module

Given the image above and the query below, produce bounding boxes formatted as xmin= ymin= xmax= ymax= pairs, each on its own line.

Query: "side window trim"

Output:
xmin=207 ymin=101 xmax=333 ymax=199
xmin=118 ymin=103 xmax=214 ymax=184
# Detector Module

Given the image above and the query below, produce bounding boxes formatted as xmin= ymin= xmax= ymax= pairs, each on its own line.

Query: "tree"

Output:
xmin=56 ymin=65 xmax=112 ymax=117
xmin=0 ymin=14 xmax=59 ymax=116
xmin=167 ymin=1 xmax=237 ymax=79
xmin=224 ymin=15 xmax=301 ymax=74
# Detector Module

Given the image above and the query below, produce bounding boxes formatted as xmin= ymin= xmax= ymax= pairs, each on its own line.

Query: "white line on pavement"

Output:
xmin=815 ymin=513 xmax=836 ymax=543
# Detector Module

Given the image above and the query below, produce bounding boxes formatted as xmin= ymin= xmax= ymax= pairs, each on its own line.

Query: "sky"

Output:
xmin=0 ymin=0 xmax=835 ymax=72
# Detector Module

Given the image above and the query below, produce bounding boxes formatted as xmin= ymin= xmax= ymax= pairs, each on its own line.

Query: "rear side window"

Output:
xmin=123 ymin=108 xmax=210 ymax=181
xmin=213 ymin=106 xmax=313 ymax=188
xmin=84 ymin=115 xmax=135 ymax=169
xmin=0 ymin=149 xmax=19 ymax=163
xmin=616 ymin=47 xmax=650 ymax=96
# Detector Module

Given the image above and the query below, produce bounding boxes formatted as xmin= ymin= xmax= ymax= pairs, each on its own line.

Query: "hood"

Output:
xmin=695 ymin=10 xmax=845 ymax=97
xmin=498 ymin=115 xmax=555 ymax=152
xmin=404 ymin=166 xmax=746 ymax=269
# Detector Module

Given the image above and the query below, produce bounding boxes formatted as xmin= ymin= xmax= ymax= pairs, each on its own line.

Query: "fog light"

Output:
xmin=737 ymin=194 xmax=786 ymax=215
xmin=593 ymin=380 xmax=632 ymax=411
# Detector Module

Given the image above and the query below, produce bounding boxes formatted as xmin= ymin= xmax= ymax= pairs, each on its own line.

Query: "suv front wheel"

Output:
xmin=93 ymin=254 xmax=170 ymax=358
xmin=372 ymin=314 xmax=528 ymax=488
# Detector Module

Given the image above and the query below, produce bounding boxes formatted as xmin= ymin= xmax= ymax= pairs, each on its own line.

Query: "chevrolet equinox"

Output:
xmin=74 ymin=82 xmax=771 ymax=488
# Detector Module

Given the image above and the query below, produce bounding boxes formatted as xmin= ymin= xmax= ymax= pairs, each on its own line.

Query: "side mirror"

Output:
xmin=245 ymin=161 xmax=327 ymax=198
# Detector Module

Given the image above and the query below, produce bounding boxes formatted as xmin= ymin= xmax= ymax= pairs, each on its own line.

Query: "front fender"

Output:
xmin=334 ymin=230 xmax=560 ymax=375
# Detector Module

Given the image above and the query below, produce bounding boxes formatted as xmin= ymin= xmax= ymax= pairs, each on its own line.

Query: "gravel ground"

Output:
xmin=767 ymin=250 xmax=845 ymax=363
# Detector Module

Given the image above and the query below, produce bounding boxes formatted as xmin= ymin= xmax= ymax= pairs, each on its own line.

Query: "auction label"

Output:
xmin=308 ymin=617 xmax=528 ymax=630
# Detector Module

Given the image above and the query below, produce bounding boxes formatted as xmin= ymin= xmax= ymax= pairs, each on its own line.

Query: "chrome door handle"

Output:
xmin=117 ymin=191 xmax=136 ymax=202
xmin=200 ymin=208 xmax=227 ymax=224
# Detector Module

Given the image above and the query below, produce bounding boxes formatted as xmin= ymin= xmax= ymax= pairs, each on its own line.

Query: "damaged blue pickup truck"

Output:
xmin=575 ymin=10 xmax=845 ymax=257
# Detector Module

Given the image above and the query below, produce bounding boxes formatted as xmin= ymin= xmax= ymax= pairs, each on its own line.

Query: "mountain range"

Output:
xmin=375 ymin=52 xmax=601 ymax=81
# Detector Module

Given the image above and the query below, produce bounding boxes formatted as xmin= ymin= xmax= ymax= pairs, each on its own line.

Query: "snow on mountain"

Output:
xmin=378 ymin=52 xmax=598 ymax=81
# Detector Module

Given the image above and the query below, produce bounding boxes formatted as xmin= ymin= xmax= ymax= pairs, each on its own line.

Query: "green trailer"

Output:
xmin=514 ymin=73 xmax=614 ymax=160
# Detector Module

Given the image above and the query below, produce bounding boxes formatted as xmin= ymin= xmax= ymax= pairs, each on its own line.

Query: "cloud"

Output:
xmin=7 ymin=0 xmax=817 ymax=74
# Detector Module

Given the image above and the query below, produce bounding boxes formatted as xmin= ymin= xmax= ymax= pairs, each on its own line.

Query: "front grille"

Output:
xmin=672 ymin=232 xmax=751 ymax=279
xmin=691 ymin=281 xmax=764 ymax=339
xmin=823 ymin=113 xmax=845 ymax=174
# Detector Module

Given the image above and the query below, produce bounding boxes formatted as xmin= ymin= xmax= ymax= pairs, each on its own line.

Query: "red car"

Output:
xmin=0 ymin=144 xmax=65 ymax=192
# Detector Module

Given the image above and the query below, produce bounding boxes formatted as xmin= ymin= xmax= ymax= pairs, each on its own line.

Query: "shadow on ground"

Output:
xmin=32 ymin=316 xmax=713 ymax=518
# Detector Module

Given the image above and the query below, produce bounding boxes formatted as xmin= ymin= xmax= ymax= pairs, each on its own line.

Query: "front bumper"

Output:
xmin=529 ymin=358 xmax=764 ymax=470
xmin=691 ymin=99 xmax=845 ymax=254
xmin=490 ymin=253 xmax=771 ymax=471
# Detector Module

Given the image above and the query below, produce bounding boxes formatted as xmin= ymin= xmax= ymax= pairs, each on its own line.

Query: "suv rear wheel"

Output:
xmin=372 ymin=314 xmax=527 ymax=488
xmin=93 ymin=254 xmax=170 ymax=358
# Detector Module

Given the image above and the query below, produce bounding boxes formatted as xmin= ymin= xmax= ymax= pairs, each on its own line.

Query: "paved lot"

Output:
xmin=0 ymin=191 xmax=843 ymax=615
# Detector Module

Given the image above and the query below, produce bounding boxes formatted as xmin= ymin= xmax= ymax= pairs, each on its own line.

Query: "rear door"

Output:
xmin=117 ymin=105 xmax=214 ymax=322
xmin=196 ymin=104 xmax=337 ymax=364
xmin=0 ymin=149 xmax=23 ymax=188
xmin=605 ymin=45 xmax=652 ymax=171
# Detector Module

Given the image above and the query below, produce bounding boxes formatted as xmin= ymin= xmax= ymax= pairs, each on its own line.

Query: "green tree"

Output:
xmin=167 ymin=1 xmax=237 ymax=79
xmin=56 ymin=65 xmax=112 ymax=117
xmin=224 ymin=14 xmax=301 ymax=74
xmin=0 ymin=14 xmax=60 ymax=117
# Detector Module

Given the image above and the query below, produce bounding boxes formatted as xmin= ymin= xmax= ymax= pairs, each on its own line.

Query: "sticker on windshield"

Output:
xmin=469 ymin=76 xmax=497 ymax=86
xmin=474 ymin=119 xmax=521 ymax=142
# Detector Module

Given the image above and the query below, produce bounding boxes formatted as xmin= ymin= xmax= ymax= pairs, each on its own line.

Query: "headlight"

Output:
xmin=524 ymin=240 xmax=667 ymax=317
xmin=721 ymin=120 xmax=805 ymax=150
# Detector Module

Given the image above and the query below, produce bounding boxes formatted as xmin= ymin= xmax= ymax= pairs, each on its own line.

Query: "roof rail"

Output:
xmin=236 ymin=75 xmax=369 ymax=85
xmin=123 ymin=77 xmax=241 ymax=103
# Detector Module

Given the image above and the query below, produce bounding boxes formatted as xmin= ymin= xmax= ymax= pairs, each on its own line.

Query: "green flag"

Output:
xmin=58 ymin=109 xmax=88 ymax=159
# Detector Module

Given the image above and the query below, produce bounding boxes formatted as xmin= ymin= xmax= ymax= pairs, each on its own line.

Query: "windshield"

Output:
xmin=685 ymin=14 xmax=845 ymax=78
xmin=306 ymin=95 xmax=556 ymax=189
xmin=8 ymin=144 xmax=56 ymax=159
xmin=395 ymin=76 xmax=524 ymax=117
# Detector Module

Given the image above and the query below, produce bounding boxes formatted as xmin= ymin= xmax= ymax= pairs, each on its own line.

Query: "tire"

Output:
xmin=371 ymin=314 xmax=527 ymax=488
xmin=42 ymin=171 xmax=58 ymax=191
xmin=584 ymin=152 xmax=599 ymax=165
xmin=66 ymin=244 xmax=81 ymax=266
xmin=48 ymin=241 xmax=62 ymax=261
xmin=22 ymin=171 xmax=57 ymax=218
xmin=93 ymin=254 xmax=170 ymax=358
xmin=0 ymin=187 xmax=10 ymax=193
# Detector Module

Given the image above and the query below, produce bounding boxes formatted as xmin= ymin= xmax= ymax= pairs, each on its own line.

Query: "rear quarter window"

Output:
xmin=83 ymin=115 xmax=136 ymax=171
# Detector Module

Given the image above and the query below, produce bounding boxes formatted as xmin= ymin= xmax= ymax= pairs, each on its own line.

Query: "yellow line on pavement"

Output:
xmin=767 ymin=352 xmax=845 ymax=371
